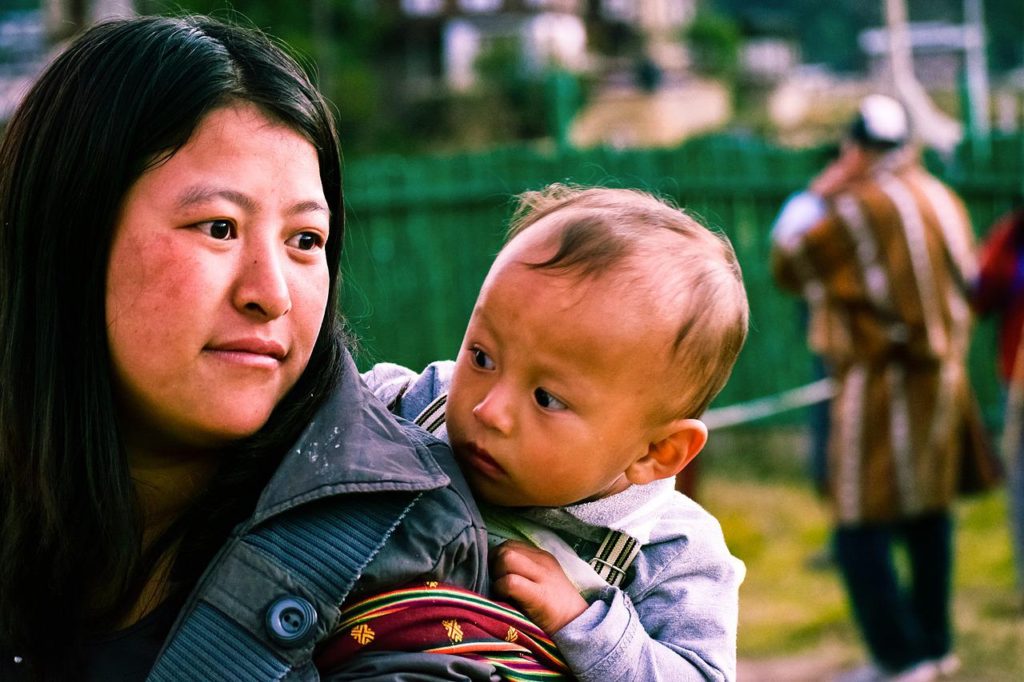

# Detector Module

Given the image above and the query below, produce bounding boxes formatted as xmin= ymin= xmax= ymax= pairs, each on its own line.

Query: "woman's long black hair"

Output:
xmin=0 ymin=15 xmax=346 ymax=670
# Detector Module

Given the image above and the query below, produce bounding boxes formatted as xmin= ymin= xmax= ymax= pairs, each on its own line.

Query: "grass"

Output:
xmin=697 ymin=427 xmax=1024 ymax=681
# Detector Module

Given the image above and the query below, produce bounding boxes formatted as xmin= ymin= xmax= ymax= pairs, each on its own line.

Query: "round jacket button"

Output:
xmin=265 ymin=595 xmax=318 ymax=647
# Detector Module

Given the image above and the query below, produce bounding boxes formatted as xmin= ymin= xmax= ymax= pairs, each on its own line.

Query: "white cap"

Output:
xmin=850 ymin=94 xmax=909 ymax=148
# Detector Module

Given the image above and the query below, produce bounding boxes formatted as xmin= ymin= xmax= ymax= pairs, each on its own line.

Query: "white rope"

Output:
xmin=703 ymin=378 xmax=836 ymax=430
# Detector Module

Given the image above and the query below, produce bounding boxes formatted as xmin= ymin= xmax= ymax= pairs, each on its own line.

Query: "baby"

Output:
xmin=366 ymin=184 xmax=749 ymax=680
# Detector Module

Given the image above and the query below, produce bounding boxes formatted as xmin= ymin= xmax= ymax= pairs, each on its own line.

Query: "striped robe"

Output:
xmin=773 ymin=152 xmax=978 ymax=523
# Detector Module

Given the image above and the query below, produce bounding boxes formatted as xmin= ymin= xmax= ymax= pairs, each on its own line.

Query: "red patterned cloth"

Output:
xmin=315 ymin=583 xmax=573 ymax=681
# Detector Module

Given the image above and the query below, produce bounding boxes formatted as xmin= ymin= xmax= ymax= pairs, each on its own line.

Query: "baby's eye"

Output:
xmin=196 ymin=219 xmax=234 ymax=240
xmin=471 ymin=348 xmax=495 ymax=370
xmin=534 ymin=388 xmax=567 ymax=411
xmin=286 ymin=231 xmax=325 ymax=251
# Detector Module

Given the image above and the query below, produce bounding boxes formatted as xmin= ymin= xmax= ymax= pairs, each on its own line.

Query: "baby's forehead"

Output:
xmin=483 ymin=258 xmax=683 ymax=355
xmin=489 ymin=204 xmax=724 ymax=329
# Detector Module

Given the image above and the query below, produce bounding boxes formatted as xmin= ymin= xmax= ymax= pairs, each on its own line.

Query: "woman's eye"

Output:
xmin=534 ymin=388 xmax=567 ymax=411
xmin=196 ymin=219 xmax=233 ymax=240
xmin=471 ymin=348 xmax=495 ymax=370
xmin=286 ymin=231 xmax=324 ymax=251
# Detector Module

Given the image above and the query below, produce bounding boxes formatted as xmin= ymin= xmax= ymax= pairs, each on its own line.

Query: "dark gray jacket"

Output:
xmin=148 ymin=353 xmax=489 ymax=680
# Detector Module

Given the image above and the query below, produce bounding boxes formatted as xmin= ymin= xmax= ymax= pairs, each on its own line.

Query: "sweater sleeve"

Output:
xmin=551 ymin=526 xmax=742 ymax=681
xmin=770 ymin=190 xmax=827 ymax=250
xmin=771 ymin=207 xmax=862 ymax=300
xmin=361 ymin=360 xmax=456 ymax=422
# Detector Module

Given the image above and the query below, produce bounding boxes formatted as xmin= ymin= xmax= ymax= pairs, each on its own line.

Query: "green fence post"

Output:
xmin=546 ymin=68 xmax=578 ymax=154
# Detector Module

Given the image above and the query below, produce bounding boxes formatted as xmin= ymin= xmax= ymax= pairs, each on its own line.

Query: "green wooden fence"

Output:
xmin=341 ymin=134 xmax=1024 ymax=427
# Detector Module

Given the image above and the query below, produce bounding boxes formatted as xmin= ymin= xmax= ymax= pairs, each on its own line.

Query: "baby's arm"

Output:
xmin=500 ymin=525 xmax=741 ymax=681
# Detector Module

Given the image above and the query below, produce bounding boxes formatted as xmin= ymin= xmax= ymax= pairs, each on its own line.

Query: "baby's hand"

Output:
xmin=491 ymin=540 xmax=588 ymax=635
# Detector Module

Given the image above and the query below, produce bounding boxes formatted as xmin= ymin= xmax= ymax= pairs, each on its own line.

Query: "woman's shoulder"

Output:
xmin=350 ymin=419 xmax=489 ymax=598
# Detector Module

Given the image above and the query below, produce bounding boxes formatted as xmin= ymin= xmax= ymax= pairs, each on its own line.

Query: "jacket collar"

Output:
xmin=252 ymin=351 xmax=451 ymax=524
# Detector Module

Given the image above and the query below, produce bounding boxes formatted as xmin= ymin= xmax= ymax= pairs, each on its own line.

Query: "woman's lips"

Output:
xmin=204 ymin=338 xmax=287 ymax=369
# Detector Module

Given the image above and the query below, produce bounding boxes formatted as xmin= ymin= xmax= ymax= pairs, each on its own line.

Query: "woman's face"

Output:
xmin=106 ymin=103 xmax=331 ymax=454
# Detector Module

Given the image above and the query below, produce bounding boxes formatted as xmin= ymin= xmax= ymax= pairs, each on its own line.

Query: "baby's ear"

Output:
xmin=626 ymin=419 xmax=708 ymax=485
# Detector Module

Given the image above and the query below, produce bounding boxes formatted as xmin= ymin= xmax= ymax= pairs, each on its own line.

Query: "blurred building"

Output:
xmin=44 ymin=0 xmax=134 ymax=40
xmin=859 ymin=21 xmax=977 ymax=91
xmin=1 ymin=0 xmax=134 ymax=124
xmin=0 ymin=7 xmax=46 ymax=124
xmin=394 ymin=0 xmax=723 ymax=149
xmin=398 ymin=0 xmax=695 ymax=92
xmin=568 ymin=76 xmax=730 ymax=148
xmin=760 ymin=14 xmax=1008 ymax=147
xmin=0 ymin=8 xmax=45 ymax=76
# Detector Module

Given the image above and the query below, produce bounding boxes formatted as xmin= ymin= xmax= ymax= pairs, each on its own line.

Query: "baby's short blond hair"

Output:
xmin=506 ymin=184 xmax=749 ymax=418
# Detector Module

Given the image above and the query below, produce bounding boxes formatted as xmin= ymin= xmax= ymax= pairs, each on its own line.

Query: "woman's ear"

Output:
xmin=626 ymin=419 xmax=708 ymax=485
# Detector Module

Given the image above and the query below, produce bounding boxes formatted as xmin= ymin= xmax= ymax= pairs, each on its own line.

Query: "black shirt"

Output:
xmin=2 ymin=598 xmax=179 ymax=680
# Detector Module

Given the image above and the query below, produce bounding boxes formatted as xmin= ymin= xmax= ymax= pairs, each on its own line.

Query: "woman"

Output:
xmin=0 ymin=16 xmax=487 ymax=679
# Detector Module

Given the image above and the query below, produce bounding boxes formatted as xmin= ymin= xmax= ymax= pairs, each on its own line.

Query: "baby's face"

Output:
xmin=446 ymin=222 xmax=678 ymax=507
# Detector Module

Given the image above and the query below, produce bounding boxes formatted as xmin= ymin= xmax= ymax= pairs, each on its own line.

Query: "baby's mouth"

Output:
xmin=459 ymin=442 xmax=505 ymax=477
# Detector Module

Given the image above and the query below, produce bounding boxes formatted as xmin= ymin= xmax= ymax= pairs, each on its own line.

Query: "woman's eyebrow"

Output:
xmin=287 ymin=199 xmax=331 ymax=218
xmin=175 ymin=185 xmax=329 ymax=217
xmin=176 ymin=185 xmax=258 ymax=212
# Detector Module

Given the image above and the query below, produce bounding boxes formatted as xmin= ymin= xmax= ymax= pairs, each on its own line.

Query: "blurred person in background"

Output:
xmin=973 ymin=201 xmax=1024 ymax=612
xmin=772 ymin=94 xmax=982 ymax=682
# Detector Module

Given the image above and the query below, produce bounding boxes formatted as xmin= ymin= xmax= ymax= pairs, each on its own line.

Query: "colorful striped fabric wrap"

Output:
xmin=315 ymin=583 xmax=573 ymax=680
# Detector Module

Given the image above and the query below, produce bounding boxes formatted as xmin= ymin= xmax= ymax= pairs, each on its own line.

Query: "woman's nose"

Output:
xmin=472 ymin=389 xmax=514 ymax=435
xmin=233 ymin=239 xmax=292 ymax=320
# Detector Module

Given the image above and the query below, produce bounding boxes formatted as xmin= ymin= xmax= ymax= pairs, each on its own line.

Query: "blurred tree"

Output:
xmin=710 ymin=0 xmax=878 ymax=72
xmin=712 ymin=0 xmax=1020 ymax=75
xmin=985 ymin=0 xmax=1023 ymax=73
xmin=475 ymin=37 xmax=550 ymax=140
xmin=685 ymin=10 xmax=741 ymax=81
xmin=141 ymin=0 xmax=579 ymax=154
xmin=144 ymin=0 xmax=408 ymax=155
